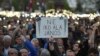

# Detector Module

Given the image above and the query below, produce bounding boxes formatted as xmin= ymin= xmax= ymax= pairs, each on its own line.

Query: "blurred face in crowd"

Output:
xmin=31 ymin=38 xmax=39 ymax=47
xmin=26 ymin=35 xmax=30 ymax=40
xmin=0 ymin=45 xmax=3 ymax=54
xmin=0 ymin=30 xmax=3 ymax=35
xmin=80 ymin=26 xmax=84 ymax=31
xmin=88 ymin=53 xmax=97 ymax=56
xmin=8 ymin=48 xmax=18 ymax=56
xmin=87 ymin=29 xmax=92 ymax=35
xmin=20 ymin=28 xmax=27 ymax=35
xmin=8 ymin=30 xmax=13 ymax=36
xmin=56 ymin=39 xmax=63 ymax=46
xmin=15 ymin=37 xmax=23 ymax=45
xmin=40 ymin=49 xmax=50 ymax=56
xmin=58 ymin=46 xmax=64 ymax=53
xmin=73 ymin=43 xmax=80 ymax=51
xmin=8 ymin=52 xmax=17 ymax=56
xmin=66 ymin=50 xmax=75 ymax=56
xmin=4 ymin=39 xmax=12 ymax=48
xmin=80 ymin=26 xmax=85 ymax=32
xmin=20 ymin=49 xmax=29 ymax=56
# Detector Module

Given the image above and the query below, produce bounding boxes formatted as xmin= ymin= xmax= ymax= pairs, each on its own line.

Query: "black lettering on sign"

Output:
xmin=45 ymin=31 xmax=60 ymax=36
xmin=53 ymin=25 xmax=62 ymax=30
xmin=43 ymin=25 xmax=51 ymax=30
xmin=47 ymin=19 xmax=55 ymax=25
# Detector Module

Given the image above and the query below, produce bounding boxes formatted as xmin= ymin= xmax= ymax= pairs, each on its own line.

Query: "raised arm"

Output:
xmin=21 ymin=35 xmax=38 ymax=56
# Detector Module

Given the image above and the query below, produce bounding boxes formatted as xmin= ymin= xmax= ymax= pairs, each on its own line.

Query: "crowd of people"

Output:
xmin=0 ymin=15 xmax=100 ymax=56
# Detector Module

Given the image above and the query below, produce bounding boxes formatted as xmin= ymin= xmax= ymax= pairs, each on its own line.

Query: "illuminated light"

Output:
xmin=30 ymin=19 xmax=32 ymax=21
xmin=14 ymin=12 xmax=21 ymax=18
xmin=25 ymin=14 xmax=29 ymax=17
xmin=30 ymin=16 xmax=33 ymax=18
xmin=58 ymin=14 xmax=63 ymax=17
xmin=6 ymin=11 xmax=14 ymax=17
xmin=3 ymin=25 xmax=7 ymax=28
xmin=98 ymin=45 xmax=100 ymax=49
xmin=0 ymin=11 xmax=100 ymax=18
xmin=8 ymin=24 xmax=11 ymax=29
xmin=77 ymin=40 xmax=81 ymax=43
xmin=23 ymin=24 xmax=26 ymax=26
xmin=31 ymin=13 xmax=37 ymax=17
xmin=75 ymin=21 xmax=79 ymax=25
xmin=26 ymin=19 xmax=29 ymax=21
xmin=3 ymin=17 xmax=6 ymax=20
xmin=89 ymin=15 xmax=94 ymax=21
xmin=46 ymin=9 xmax=55 ymax=14
xmin=77 ymin=17 xmax=79 ymax=20
xmin=22 ymin=15 xmax=25 ymax=17
xmin=0 ymin=18 xmax=2 ymax=21
xmin=72 ymin=14 xmax=77 ymax=20
xmin=17 ymin=20 xmax=19 ymax=23
xmin=97 ymin=22 xmax=100 ymax=25
xmin=46 ymin=13 xmax=54 ymax=17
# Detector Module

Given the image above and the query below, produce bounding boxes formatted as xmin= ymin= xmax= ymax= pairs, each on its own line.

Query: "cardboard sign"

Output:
xmin=36 ymin=17 xmax=68 ymax=38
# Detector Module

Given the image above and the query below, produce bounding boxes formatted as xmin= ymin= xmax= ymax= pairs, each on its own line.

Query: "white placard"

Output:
xmin=36 ymin=17 xmax=68 ymax=38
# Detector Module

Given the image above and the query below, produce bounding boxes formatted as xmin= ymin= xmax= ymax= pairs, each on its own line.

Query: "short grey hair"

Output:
xmin=31 ymin=38 xmax=38 ymax=42
xmin=3 ymin=35 xmax=12 ymax=41
xmin=40 ymin=48 xmax=50 ymax=56
xmin=19 ymin=48 xmax=29 ymax=53
xmin=8 ymin=48 xmax=18 ymax=55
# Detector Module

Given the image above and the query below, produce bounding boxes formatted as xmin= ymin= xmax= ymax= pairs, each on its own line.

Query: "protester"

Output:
xmin=66 ymin=49 xmax=75 ymax=56
xmin=8 ymin=48 xmax=18 ymax=56
xmin=0 ymin=43 xmax=3 ymax=56
xmin=21 ymin=35 xmax=38 ymax=56
xmin=57 ymin=45 xmax=65 ymax=56
xmin=0 ymin=15 xmax=100 ymax=56
xmin=13 ymin=35 xmax=25 ymax=51
xmin=72 ymin=43 xmax=81 ymax=56
xmin=19 ymin=48 xmax=29 ymax=56
xmin=88 ymin=48 xmax=99 ymax=56
xmin=3 ymin=35 xmax=12 ymax=56
xmin=40 ymin=48 xmax=50 ymax=56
